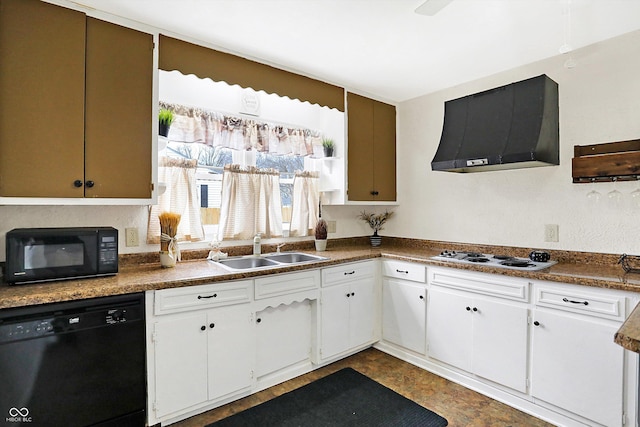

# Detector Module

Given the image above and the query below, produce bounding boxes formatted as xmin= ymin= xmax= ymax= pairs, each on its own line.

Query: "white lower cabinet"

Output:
xmin=255 ymin=300 xmax=312 ymax=379
xmin=152 ymin=301 xmax=253 ymax=420
xmin=428 ymin=287 xmax=528 ymax=393
xmin=144 ymin=258 xmax=639 ymax=427
xmin=531 ymin=282 xmax=630 ymax=427
xmin=319 ymin=261 xmax=377 ymax=361
xmin=381 ymin=260 xmax=427 ymax=354
xmin=147 ymin=281 xmax=254 ymax=424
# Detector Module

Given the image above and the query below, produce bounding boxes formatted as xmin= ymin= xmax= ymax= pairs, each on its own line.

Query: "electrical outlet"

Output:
xmin=544 ymin=224 xmax=559 ymax=242
xmin=125 ymin=227 xmax=139 ymax=247
xmin=327 ymin=220 xmax=337 ymax=234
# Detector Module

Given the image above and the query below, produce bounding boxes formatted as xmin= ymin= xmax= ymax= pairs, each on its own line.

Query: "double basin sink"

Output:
xmin=211 ymin=252 xmax=329 ymax=271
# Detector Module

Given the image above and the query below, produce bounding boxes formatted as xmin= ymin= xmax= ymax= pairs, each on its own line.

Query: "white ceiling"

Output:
xmin=75 ymin=0 xmax=640 ymax=102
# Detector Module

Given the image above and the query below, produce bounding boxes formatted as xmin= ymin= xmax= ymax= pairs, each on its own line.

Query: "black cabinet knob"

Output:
xmin=85 ymin=180 xmax=95 ymax=188
xmin=200 ymin=325 xmax=206 ymax=331
xmin=73 ymin=180 xmax=83 ymax=188
xmin=533 ymin=321 xmax=540 ymax=326
xmin=419 ymin=295 xmax=424 ymax=300
xmin=256 ymin=318 xmax=262 ymax=323
xmin=209 ymin=323 xmax=215 ymax=328
xmin=466 ymin=306 xmax=471 ymax=311
xmin=346 ymin=293 xmax=351 ymax=297
xmin=370 ymin=190 xmax=379 ymax=196
xmin=473 ymin=307 xmax=478 ymax=312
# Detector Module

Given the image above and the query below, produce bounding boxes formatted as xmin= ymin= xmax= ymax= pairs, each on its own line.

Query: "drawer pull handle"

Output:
xmin=562 ymin=297 xmax=589 ymax=306
xmin=344 ymin=271 xmax=356 ymax=275
xmin=396 ymin=269 xmax=409 ymax=274
xmin=198 ymin=294 xmax=217 ymax=299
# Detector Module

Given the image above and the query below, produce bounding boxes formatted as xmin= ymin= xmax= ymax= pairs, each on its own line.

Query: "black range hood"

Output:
xmin=431 ymin=74 xmax=559 ymax=173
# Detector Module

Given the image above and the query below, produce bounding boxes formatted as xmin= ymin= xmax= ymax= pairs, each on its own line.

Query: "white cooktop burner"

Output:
xmin=431 ymin=250 xmax=556 ymax=271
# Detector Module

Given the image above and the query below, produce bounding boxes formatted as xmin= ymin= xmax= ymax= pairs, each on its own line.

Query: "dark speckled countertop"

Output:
xmin=2 ymin=238 xmax=640 ymax=310
xmin=3 ymin=237 xmax=640 ymax=353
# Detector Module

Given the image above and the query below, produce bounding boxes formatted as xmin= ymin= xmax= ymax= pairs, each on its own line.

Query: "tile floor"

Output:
xmin=171 ymin=348 xmax=553 ymax=427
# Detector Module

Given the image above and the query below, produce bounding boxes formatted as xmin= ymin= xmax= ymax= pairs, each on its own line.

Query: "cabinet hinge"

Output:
xmin=622 ymin=412 xmax=627 ymax=426
xmin=152 ymin=401 xmax=158 ymax=413
xmin=250 ymin=370 xmax=254 ymax=379
xmin=150 ymin=182 xmax=155 ymax=192
xmin=527 ymin=315 xmax=532 ymax=325
xmin=526 ymin=377 xmax=530 ymax=389
xmin=151 ymin=330 xmax=157 ymax=343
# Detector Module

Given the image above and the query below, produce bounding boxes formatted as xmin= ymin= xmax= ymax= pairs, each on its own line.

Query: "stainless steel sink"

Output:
xmin=211 ymin=252 xmax=328 ymax=271
xmin=264 ymin=252 xmax=326 ymax=263
xmin=215 ymin=256 xmax=279 ymax=270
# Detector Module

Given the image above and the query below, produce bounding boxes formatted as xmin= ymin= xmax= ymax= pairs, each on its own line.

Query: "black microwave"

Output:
xmin=5 ymin=227 xmax=118 ymax=285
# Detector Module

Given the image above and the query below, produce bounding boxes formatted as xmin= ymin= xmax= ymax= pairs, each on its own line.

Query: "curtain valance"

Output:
xmin=161 ymin=101 xmax=322 ymax=156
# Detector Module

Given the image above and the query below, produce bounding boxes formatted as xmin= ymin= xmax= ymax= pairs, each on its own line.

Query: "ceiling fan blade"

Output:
xmin=415 ymin=0 xmax=453 ymax=16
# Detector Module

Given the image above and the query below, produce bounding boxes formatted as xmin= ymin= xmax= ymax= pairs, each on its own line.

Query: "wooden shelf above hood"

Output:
xmin=572 ymin=139 xmax=640 ymax=183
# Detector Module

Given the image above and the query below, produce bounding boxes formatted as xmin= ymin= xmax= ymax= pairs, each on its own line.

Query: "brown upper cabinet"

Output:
xmin=0 ymin=0 xmax=153 ymax=198
xmin=347 ymin=93 xmax=397 ymax=202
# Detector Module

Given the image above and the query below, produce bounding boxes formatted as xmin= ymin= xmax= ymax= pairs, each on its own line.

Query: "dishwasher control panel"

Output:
xmin=0 ymin=319 xmax=55 ymax=343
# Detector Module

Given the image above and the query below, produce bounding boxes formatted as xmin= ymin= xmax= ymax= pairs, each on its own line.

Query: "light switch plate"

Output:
xmin=544 ymin=224 xmax=559 ymax=242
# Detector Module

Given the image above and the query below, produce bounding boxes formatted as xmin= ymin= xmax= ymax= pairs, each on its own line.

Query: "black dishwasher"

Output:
xmin=0 ymin=293 xmax=145 ymax=427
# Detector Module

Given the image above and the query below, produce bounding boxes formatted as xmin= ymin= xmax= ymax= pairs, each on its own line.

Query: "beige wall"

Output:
xmin=383 ymin=29 xmax=640 ymax=254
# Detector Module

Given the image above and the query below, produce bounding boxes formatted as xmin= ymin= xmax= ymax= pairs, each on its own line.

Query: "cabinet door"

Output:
xmin=0 ymin=0 xmax=86 ymax=197
xmin=372 ymin=101 xmax=396 ymax=201
xmin=531 ymin=310 xmax=624 ymax=427
xmin=427 ymin=287 xmax=473 ymax=372
xmin=85 ymin=17 xmax=153 ymax=198
xmin=472 ymin=297 xmax=528 ymax=393
xmin=347 ymin=92 xmax=396 ymax=202
xmin=349 ymin=277 xmax=376 ymax=349
xmin=320 ymin=283 xmax=351 ymax=359
xmin=347 ymin=93 xmax=374 ymax=201
xmin=382 ymin=278 xmax=426 ymax=354
xmin=154 ymin=313 xmax=208 ymax=418
xmin=208 ymin=305 xmax=253 ymax=399
xmin=256 ymin=301 xmax=311 ymax=378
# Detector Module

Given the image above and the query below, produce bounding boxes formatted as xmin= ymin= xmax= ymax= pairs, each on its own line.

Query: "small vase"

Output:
xmin=159 ymin=123 xmax=170 ymax=137
xmin=370 ymin=232 xmax=382 ymax=247
xmin=315 ymin=239 xmax=327 ymax=251
xmin=159 ymin=250 xmax=177 ymax=268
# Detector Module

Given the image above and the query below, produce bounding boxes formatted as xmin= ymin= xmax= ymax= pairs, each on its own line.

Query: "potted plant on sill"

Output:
xmin=322 ymin=138 xmax=335 ymax=158
xmin=159 ymin=108 xmax=174 ymax=137
xmin=357 ymin=210 xmax=394 ymax=247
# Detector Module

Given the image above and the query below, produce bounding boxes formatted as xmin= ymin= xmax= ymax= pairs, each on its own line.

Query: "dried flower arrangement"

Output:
xmin=159 ymin=212 xmax=181 ymax=267
xmin=357 ymin=210 xmax=394 ymax=235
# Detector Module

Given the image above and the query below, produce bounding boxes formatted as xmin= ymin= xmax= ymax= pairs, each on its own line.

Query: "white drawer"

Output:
xmin=429 ymin=266 xmax=529 ymax=302
xmin=154 ymin=280 xmax=252 ymax=315
xmin=535 ymin=284 xmax=626 ymax=320
xmin=382 ymin=259 xmax=426 ymax=283
xmin=321 ymin=261 xmax=376 ymax=287
xmin=255 ymin=270 xmax=320 ymax=300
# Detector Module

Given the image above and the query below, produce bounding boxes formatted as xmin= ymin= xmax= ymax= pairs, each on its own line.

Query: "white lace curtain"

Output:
xmin=289 ymin=171 xmax=320 ymax=237
xmin=217 ymin=165 xmax=283 ymax=240
xmin=147 ymin=157 xmax=204 ymax=244
xmin=160 ymin=101 xmax=322 ymax=156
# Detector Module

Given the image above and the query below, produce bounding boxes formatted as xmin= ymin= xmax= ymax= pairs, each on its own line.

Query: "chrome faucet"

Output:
xmin=276 ymin=243 xmax=286 ymax=253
